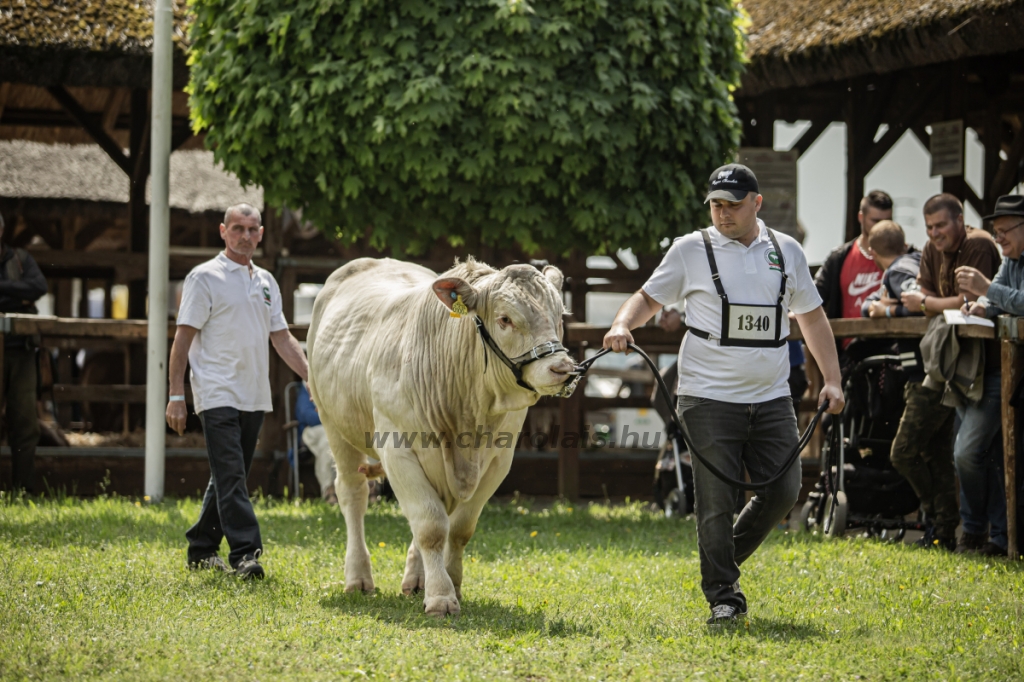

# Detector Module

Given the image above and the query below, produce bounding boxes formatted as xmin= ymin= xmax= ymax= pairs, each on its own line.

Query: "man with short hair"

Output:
xmin=167 ymin=203 xmax=309 ymax=578
xmin=814 ymin=191 xmax=893 ymax=356
xmin=605 ymin=164 xmax=844 ymax=625
xmin=954 ymin=194 xmax=1024 ymax=558
xmin=862 ymin=220 xmax=958 ymax=550
xmin=0 ymin=210 xmax=48 ymax=493
xmin=901 ymin=193 xmax=1003 ymax=556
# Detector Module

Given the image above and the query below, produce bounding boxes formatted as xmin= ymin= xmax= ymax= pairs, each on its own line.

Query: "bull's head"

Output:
xmin=432 ymin=263 xmax=576 ymax=396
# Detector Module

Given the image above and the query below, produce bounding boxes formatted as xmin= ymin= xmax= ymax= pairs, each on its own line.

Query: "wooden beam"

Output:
xmin=101 ymin=87 xmax=129 ymax=134
xmin=0 ymin=82 xmax=11 ymax=122
xmin=563 ymin=317 xmax=992 ymax=346
xmin=964 ymin=183 xmax=984 ymax=219
xmin=983 ymin=103 xmax=1003 ymax=215
xmin=790 ymin=117 xmax=833 ymax=157
xmin=942 ymin=61 xmax=968 ymax=201
xmin=845 ymin=81 xmax=869 ymax=242
xmin=989 ymin=116 xmax=1024 ymax=200
xmin=45 ymin=86 xmax=132 ymax=176
xmin=863 ymin=77 xmax=944 ymax=172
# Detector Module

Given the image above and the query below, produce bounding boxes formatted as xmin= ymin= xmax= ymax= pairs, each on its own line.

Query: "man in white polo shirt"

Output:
xmin=605 ymin=164 xmax=844 ymax=624
xmin=166 ymin=203 xmax=309 ymax=579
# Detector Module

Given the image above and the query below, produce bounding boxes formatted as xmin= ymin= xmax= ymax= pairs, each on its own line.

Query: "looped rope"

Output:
xmin=566 ymin=342 xmax=829 ymax=490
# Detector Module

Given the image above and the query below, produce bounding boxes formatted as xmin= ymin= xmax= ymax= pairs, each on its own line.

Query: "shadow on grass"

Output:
xmin=707 ymin=616 xmax=827 ymax=641
xmin=319 ymin=590 xmax=594 ymax=637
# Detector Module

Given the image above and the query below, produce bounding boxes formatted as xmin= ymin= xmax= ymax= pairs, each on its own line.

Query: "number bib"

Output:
xmin=689 ymin=227 xmax=789 ymax=349
xmin=721 ymin=301 xmax=783 ymax=347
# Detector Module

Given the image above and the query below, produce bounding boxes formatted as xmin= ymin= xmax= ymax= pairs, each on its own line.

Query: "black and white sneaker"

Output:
xmin=188 ymin=555 xmax=231 ymax=572
xmin=707 ymin=603 xmax=747 ymax=625
xmin=235 ymin=550 xmax=265 ymax=580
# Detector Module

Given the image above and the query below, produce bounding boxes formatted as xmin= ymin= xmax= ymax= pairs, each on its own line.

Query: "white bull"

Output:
xmin=307 ymin=257 xmax=574 ymax=616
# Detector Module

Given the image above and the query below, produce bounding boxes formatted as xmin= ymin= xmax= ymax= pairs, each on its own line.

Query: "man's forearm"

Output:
xmin=168 ymin=326 xmax=197 ymax=395
xmin=798 ymin=309 xmax=841 ymax=385
xmin=272 ymin=331 xmax=309 ymax=382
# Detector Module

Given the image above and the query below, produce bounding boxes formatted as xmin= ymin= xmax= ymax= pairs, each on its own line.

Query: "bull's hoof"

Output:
xmin=401 ymin=574 xmax=425 ymax=596
xmin=344 ymin=578 xmax=375 ymax=595
xmin=424 ymin=595 xmax=460 ymax=617
xmin=454 ymin=585 xmax=463 ymax=601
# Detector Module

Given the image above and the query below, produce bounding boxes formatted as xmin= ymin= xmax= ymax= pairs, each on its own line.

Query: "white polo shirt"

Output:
xmin=642 ymin=220 xmax=821 ymax=403
xmin=177 ymin=252 xmax=288 ymax=413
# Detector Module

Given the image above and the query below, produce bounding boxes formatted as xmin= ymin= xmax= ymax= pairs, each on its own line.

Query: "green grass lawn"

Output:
xmin=1 ymin=493 xmax=1021 ymax=681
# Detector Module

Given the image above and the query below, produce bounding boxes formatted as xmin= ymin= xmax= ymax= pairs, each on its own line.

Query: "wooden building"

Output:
xmin=736 ymin=0 xmax=1024 ymax=238
xmin=3 ymin=0 xmax=1024 ymax=501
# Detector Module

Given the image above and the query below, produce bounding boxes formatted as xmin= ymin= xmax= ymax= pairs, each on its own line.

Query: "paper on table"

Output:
xmin=943 ymin=309 xmax=995 ymax=327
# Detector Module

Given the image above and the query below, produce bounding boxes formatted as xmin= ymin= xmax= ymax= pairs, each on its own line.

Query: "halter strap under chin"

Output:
xmin=473 ymin=317 xmax=569 ymax=393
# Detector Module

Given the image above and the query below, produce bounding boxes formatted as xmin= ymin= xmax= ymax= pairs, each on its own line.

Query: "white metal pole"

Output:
xmin=145 ymin=0 xmax=173 ymax=502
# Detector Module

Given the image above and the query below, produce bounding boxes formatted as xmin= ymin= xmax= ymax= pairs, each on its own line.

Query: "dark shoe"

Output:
xmin=188 ymin=555 xmax=231 ymax=572
xmin=914 ymin=529 xmax=956 ymax=552
xmin=707 ymin=603 xmax=747 ymax=625
xmin=235 ymin=550 xmax=265 ymax=580
xmin=977 ymin=541 xmax=1008 ymax=558
xmin=954 ymin=532 xmax=988 ymax=555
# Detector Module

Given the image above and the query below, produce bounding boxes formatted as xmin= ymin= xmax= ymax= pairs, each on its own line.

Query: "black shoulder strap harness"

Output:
xmin=688 ymin=227 xmax=788 ymax=345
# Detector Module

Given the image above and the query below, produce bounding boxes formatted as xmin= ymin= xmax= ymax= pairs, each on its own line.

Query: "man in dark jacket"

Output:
xmin=815 ymin=190 xmax=894 ymax=320
xmin=0 ymin=211 xmax=49 ymax=493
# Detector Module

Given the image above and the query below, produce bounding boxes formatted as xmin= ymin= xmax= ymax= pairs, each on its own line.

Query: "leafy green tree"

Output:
xmin=188 ymin=0 xmax=744 ymax=255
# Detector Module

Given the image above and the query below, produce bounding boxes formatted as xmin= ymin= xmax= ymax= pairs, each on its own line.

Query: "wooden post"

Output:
xmin=1001 ymin=330 xmax=1022 ymax=560
xmin=128 ymin=88 xmax=149 ymax=320
xmin=941 ymin=61 xmax=968 ymax=203
xmin=0 ymin=315 xmax=5 ymax=423
xmin=844 ymin=82 xmax=867 ymax=243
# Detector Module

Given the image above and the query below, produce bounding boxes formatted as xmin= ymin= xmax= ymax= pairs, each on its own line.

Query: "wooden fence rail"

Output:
xmin=0 ymin=313 xmax=1018 ymax=559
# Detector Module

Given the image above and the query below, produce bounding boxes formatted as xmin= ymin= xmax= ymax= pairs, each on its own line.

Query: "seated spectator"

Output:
xmin=903 ymin=193 xmax=1005 ymax=556
xmin=862 ymin=220 xmax=958 ymax=550
xmin=294 ymin=383 xmax=338 ymax=504
xmin=958 ymin=195 xmax=1024 ymax=318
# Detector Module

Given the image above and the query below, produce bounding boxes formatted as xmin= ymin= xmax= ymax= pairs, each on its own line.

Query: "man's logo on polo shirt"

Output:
xmin=765 ymin=249 xmax=782 ymax=272
xmin=262 ymin=286 xmax=271 ymax=306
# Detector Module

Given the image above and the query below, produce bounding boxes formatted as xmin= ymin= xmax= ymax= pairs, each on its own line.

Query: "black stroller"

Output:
xmin=650 ymin=361 xmax=695 ymax=517
xmin=799 ymin=353 xmax=924 ymax=539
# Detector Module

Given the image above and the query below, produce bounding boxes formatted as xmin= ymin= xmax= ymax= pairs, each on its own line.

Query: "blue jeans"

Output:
xmin=186 ymin=407 xmax=265 ymax=567
xmin=678 ymin=395 xmax=802 ymax=610
xmin=954 ymin=373 xmax=1007 ymax=548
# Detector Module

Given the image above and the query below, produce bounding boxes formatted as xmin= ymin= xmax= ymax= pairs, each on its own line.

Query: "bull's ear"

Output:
xmin=542 ymin=265 xmax=564 ymax=291
xmin=432 ymin=277 xmax=479 ymax=312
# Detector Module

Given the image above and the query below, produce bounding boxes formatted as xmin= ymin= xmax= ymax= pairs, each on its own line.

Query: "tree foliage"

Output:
xmin=188 ymin=0 xmax=745 ymax=255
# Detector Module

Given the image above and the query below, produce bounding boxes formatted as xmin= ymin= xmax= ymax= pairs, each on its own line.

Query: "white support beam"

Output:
xmin=145 ymin=0 xmax=173 ymax=502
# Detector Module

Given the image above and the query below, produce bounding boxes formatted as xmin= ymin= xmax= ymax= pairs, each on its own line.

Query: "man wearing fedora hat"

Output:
xmin=949 ymin=194 xmax=1024 ymax=558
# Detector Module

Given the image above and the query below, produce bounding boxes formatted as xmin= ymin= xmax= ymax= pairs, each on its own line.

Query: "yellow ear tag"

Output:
xmin=450 ymin=294 xmax=468 ymax=318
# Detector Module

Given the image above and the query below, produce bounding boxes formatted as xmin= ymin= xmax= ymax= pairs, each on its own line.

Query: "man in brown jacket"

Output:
xmin=901 ymin=193 xmax=1005 ymax=555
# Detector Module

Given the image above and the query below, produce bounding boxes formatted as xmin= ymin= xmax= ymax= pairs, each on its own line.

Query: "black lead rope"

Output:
xmin=573 ymin=343 xmax=829 ymax=491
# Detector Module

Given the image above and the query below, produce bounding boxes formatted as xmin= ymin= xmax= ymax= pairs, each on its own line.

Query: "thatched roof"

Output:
xmin=0 ymin=0 xmax=190 ymax=88
xmin=0 ymin=140 xmax=262 ymax=213
xmin=3 ymin=0 xmax=1022 ymax=100
xmin=741 ymin=0 xmax=1024 ymax=95
xmin=0 ymin=0 xmax=189 ymax=54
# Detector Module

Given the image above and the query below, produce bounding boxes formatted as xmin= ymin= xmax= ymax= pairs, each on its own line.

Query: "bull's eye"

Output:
xmin=497 ymin=315 xmax=514 ymax=330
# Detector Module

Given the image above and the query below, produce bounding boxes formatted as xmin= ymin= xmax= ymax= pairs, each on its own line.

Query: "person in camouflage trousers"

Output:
xmin=862 ymin=221 xmax=959 ymax=549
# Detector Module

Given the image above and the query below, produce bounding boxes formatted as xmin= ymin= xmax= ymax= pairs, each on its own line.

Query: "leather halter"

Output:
xmin=473 ymin=316 xmax=573 ymax=395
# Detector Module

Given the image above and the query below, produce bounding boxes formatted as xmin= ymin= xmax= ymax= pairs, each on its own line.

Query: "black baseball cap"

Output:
xmin=705 ymin=163 xmax=759 ymax=203
xmin=983 ymin=194 xmax=1024 ymax=221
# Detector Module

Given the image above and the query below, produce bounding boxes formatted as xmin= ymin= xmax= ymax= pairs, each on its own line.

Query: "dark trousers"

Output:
xmin=889 ymin=381 xmax=959 ymax=538
xmin=186 ymin=407 xmax=265 ymax=568
xmin=678 ymin=395 xmax=802 ymax=610
xmin=3 ymin=346 xmax=39 ymax=492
